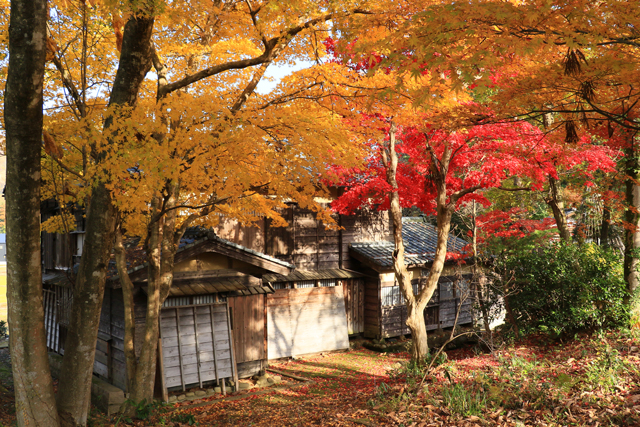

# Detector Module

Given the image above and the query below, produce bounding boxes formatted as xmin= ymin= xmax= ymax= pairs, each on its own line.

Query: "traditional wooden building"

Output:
xmin=43 ymin=228 xmax=294 ymax=396
xmin=42 ymin=201 xmax=473 ymax=398
xmin=349 ymin=218 xmax=474 ymax=339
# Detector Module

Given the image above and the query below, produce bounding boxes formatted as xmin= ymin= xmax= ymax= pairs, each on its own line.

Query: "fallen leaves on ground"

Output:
xmin=1 ymin=330 xmax=639 ymax=426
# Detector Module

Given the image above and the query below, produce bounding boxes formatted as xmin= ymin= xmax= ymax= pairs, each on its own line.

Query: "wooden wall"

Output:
xmin=42 ymin=232 xmax=74 ymax=270
xmin=214 ymin=218 xmax=265 ymax=253
xmin=159 ymin=304 xmax=235 ymax=391
xmin=264 ymin=205 xmax=391 ymax=271
xmin=363 ymin=277 xmax=380 ymax=339
xmin=267 ymin=287 xmax=349 ymax=359
xmin=369 ymin=274 xmax=475 ymax=340
xmin=96 ymin=288 xmax=127 ymax=390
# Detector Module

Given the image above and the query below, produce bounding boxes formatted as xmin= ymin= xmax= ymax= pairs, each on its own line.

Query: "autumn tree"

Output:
xmin=337 ymin=0 xmax=640 ymax=318
xmin=37 ymin=0 xmax=369 ymax=412
xmin=333 ymin=112 xmax=559 ymax=359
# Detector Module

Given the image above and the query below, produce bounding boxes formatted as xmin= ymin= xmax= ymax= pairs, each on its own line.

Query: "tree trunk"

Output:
xmin=546 ymin=176 xmax=572 ymax=241
xmin=56 ymin=15 xmax=155 ymax=426
xmin=624 ymin=142 xmax=640 ymax=318
xmin=4 ymin=1 xmax=60 ymax=425
xmin=406 ymin=304 xmax=429 ymax=360
xmin=600 ymin=203 xmax=611 ymax=247
xmin=381 ymin=124 xmax=464 ymax=361
xmin=128 ymin=184 xmax=183 ymax=405
xmin=114 ymin=229 xmax=138 ymax=393
xmin=381 ymin=123 xmax=430 ymax=361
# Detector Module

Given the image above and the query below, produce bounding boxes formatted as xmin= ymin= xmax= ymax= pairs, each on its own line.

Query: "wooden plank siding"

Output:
xmin=373 ymin=275 xmax=475 ymax=339
xmin=363 ymin=277 xmax=381 ymax=339
xmin=267 ymin=287 xmax=349 ymax=359
xmin=160 ymin=303 xmax=236 ymax=390
xmin=264 ymin=205 xmax=391 ymax=272
xmin=227 ymin=294 xmax=266 ymax=378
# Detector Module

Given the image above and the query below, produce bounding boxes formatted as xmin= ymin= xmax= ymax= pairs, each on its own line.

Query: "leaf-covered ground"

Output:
xmin=1 ymin=330 xmax=639 ymax=426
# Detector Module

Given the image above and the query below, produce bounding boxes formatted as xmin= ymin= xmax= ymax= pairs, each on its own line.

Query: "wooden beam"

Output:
xmin=209 ymin=304 xmax=220 ymax=386
xmin=192 ymin=309 xmax=203 ymax=389
xmin=226 ymin=303 xmax=239 ymax=391
xmin=175 ymin=308 xmax=186 ymax=392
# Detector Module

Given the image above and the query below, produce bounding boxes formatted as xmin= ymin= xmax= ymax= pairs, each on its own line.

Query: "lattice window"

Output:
xmin=318 ymin=279 xmax=337 ymax=287
xmin=295 ymin=280 xmax=315 ymax=289
xmin=162 ymin=294 xmax=224 ymax=307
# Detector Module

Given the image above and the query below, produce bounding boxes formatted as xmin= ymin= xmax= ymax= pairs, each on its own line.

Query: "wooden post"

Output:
xmin=192 ymin=308 xmax=203 ymax=388
xmin=174 ymin=307 xmax=186 ymax=391
xmin=226 ymin=303 xmax=239 ymax=391
xmin=209 ymin=304 xmax=220 ymax=386
xmin=263 ymin=293 xmax=268 ymax=369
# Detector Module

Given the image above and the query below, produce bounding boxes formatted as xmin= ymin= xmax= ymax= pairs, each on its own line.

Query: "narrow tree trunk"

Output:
xmin=114 ymin=229 xmax=138 ymax=392
xmin=624 ymin=142 xmax=640 ymax=317
xmin=56 ymin=15 xmax=155 ymax=426
xmin=600 ymin=204 xmax=610 ymax=248
xmin=129 ymin=197 xmax=163 ymax=404
xmin=546 ymin=176 xmax=571 ymax=241
xmin=5 ymin=1 xmax=60 ymax=425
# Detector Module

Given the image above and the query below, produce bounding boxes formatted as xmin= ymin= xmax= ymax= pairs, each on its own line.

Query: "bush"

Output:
xmin=494 ymin=242 xmax=628 ymax=336
xmin=0 ymin=320 xmax=7 ymax=339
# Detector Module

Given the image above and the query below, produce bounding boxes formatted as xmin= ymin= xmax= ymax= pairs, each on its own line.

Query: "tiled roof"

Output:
xmin=46 ymin=227 xmax=294 ymax=287
xmin=143 ymin=276 xmax=274 ymax=297
xmin=349 ymin=218 xmax=468 ymax=269
xmin=263 ymin=268 xmax=364 ymax=284
xmin=116 ymin=227 xmax=294 ymax=279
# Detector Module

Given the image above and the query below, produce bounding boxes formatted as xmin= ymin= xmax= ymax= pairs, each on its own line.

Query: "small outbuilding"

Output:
xmin=349 ymin=218 xmax=474 ymax=339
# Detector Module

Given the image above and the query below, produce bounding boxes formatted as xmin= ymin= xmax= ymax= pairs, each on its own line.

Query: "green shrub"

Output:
xmin=494 ymin=242 xmax=628 ymax=336
xmin=0 ymin=320 xmax=7 ymax=339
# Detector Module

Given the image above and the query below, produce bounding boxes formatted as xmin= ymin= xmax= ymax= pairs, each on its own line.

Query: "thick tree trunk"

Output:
xmin=56 ymin=15 xmax=155 ymax=426
xmin=624 ymin=144 xmax=640 ymax=317
xmin=546 ymin=176 xmax=572 ymax=241
xmin=4 ymin=1 xmax=60 ymax=425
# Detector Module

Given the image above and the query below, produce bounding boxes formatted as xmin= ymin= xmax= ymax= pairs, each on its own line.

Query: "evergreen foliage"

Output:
xmin=495 ymin=242 xmax=629 ymax=336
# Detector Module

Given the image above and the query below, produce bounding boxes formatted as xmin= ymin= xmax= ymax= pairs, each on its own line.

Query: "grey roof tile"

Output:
xmin=349 ymin=218 xmax=468 ymax=268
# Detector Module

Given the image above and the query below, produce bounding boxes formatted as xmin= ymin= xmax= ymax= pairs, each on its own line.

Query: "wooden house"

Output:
xmin=219 ymin=203 xmax=392 ymax=358
xmin=41 ymin=200 xmax=473 ymax=399
xmin=349 ymin=218 xmax=474 ymax=339
xmin=43 ymin=228 xmax=295 ymax=396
